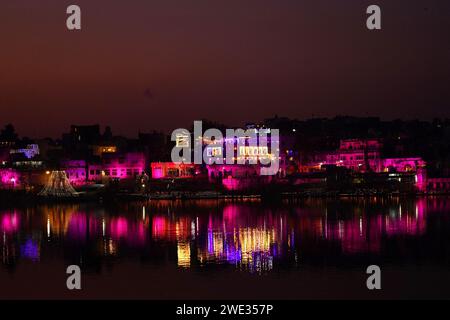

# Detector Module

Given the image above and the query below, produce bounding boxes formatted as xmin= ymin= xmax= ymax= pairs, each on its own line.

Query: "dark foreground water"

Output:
xmin=1 ymin=197 xmax=450 ymax=299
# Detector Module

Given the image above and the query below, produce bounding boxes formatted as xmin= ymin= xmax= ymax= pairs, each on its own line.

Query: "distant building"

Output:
xmin=325 ymin=139 xmax=382 ymax=171
xmin=61 ymin=160 xmax=87 ymax=186
xmin=303 ymin=138 xmax=428 ymax=192
xmin=0 ymin=169 xmax=20 ymax=189
xmin=207 ymin=164 xmax=273 ymax=191
xmin=426 ymin=178 xmax=450 ymax=193
xmin=381 ymin=158 xmax=426 ymax=173
xmin=10 ymin=144 xmax=40 ymax=159
xmin=88 ymin=152 xmax=145 ymax=182
xmin=92 ymin=145 xmax=117 ymax=156
xmin=150 ymin=162 xmax=197 ymax=179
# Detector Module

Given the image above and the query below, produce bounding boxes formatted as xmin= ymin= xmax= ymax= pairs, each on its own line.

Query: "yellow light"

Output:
xmin=177 ymin=241 xmax=191 ymax=268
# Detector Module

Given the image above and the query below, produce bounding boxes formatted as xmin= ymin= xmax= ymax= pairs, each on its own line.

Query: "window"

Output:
xmin=176 ymin=133 xmax=190 ymax=147
xmin=207 ymin=147 xmax=222 ymax=157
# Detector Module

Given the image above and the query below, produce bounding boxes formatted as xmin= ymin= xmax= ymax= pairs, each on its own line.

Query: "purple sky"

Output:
xmin=0 ymin=0 xmax=449 ymax=138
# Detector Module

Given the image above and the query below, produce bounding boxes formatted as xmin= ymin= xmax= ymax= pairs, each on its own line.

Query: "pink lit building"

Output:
xmin=381 ymin=158 xmax=425 ymax=173
xmin=426 ymin=178 xmax=450 ymax=193
xmin=150 ymin=162 xmax=197 ymax=179
xmin=61 ymin=160 xmax=87 ymax=186
xmin=322 ymin=139 xmax=426 ymax=174
xmin=88 ymin=152 xmax=145 ymax=182
xmin=325 ymin=139 xmax=382 ymax=171
xmin=0 ymin=169 xmax=20 ymax=189
xmin=301 ymin=138 xmax=429 ymax=192
xmin=206 ymin=164 xmax=273 ymax=191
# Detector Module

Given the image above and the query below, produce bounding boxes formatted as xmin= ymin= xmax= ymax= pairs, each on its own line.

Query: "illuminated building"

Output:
xmin=88 ymin=152 xmax=145 ymax=181
xmin=0 ymin=169 xmax=20 ymax=189
xmin=10 ymin=144 xmax=40 ymax=159
xmin=302 ymin=138 xmax=428 ymax=191
xmin=61 ymin=160 xmax=87 ymax=186
xmin=150 ymin=162 xmax=197 ymax=179
xmin=426 ymin=178 xmax=450 ymax=193
xmin=381 ymin=158 xmax=426 ymax=173
xmin=93 ymin=145 xmax=117 ymax=156
xmin=326 ymin=139 xmax=382 ymax=171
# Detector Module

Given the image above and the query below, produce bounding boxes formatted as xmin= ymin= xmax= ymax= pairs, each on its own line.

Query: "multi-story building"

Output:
xmin=325 ymin=139 xmax=382 ymax=171
xmin=150 ymin=162 xmax=197 ymax=179
xmin=88 ymin=152 xmax=145 ymax=182
xmin=62 ymin=160 xmax=87 ymax=186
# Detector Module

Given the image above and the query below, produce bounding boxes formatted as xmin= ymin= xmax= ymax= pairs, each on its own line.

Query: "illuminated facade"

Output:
xmin=10 ymin=144 xmax=40 ymax=159
xmin=426 ymin=178 xmax=450 ymax=193
xmin=302 ymin=138 xmax=428 ymax=191
xmin=62 ymin=160 xmax=87 ymax=186
xmin=93 ymin=145 xmax=117 ymax=156
xmin=207 ymin=164 xmax=266 ymax=191
xmin=202 ymin=130 xmax=278 ymax=166
xmin=325 ymin=139 xmax=382 ymax=171
xmin=0 ymin=169 xmax=20 ymax=189
xmin=88 ymin=152 xmax=145 ymax=181
xmin=150 ymin=162 xmax=197 ymax=179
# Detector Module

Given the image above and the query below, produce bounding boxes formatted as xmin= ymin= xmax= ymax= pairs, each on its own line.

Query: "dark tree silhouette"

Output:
xmin=0 ymin=124 xmax=18 ymax=141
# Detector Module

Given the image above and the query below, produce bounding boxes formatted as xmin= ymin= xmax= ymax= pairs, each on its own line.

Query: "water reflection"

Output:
xmin=1 ymin=198 xmax=449 ymax=275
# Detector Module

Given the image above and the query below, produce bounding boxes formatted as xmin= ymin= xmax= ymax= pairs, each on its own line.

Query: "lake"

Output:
xmin=1 ymin=197 xmax=450 ymax=299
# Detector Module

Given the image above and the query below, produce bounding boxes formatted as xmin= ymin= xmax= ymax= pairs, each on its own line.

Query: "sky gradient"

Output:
xmin=0 ymin=0 xmax=449 ymax=138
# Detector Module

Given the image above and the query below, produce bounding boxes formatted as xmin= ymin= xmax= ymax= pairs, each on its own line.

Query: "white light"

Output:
xmin=47 ymin=217 xmax=51 ymax=238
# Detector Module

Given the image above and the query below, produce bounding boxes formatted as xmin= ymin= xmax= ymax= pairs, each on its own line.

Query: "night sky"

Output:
xmin=0 ymin=0 xmax=449 ymax=138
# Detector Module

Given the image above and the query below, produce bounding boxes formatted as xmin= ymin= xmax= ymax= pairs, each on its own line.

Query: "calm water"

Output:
xmin=1 ymin=197 xmax=450 ymax=299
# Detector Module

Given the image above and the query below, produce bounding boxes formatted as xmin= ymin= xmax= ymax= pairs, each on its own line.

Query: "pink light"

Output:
xmin=222 ymin=176 xmax=239 ymax=190
xmin=110 ymin=217 xmax=128 ymax=238
xmin=152 ymin=216 xmax=167 ymax=239
xmin=0 ymin=169 xmax=20 ymax=188
xmin=152 ymin=168 xmax=163 ymax=179
xmin=66 ymin=213 xmax=98 ymax=242
xmin=1 ymin=213 xmax=19 ymax=233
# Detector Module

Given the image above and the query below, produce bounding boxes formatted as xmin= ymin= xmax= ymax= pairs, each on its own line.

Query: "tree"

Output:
xmin=0 ymin=124 xmax=18 ymax=141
